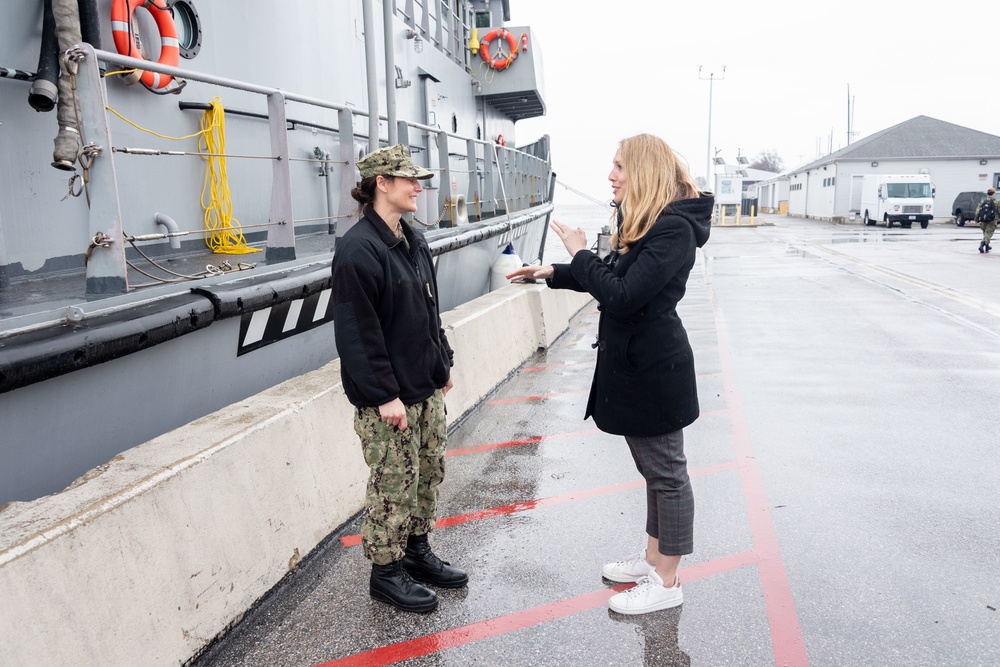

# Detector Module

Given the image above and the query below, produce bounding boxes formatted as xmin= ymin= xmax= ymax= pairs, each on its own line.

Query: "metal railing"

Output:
xmin=65 ymin=44 xmax=551 ymax=295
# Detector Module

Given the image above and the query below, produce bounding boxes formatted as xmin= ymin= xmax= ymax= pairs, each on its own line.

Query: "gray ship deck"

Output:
xmin=190 ymin=215 xmax=1000 ymax=667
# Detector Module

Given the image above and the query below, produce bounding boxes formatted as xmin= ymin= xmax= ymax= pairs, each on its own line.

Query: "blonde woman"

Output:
xmin=507 ymin=133 xmax=713 ymax=614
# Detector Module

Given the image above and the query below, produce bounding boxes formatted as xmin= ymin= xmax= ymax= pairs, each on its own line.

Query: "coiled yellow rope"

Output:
xmin=199 ymin=97 xmax=259 ymax=254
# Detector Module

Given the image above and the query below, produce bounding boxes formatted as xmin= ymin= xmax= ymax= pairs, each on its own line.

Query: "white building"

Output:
xmin=753 ymin=116 xmax=1000 ymax=222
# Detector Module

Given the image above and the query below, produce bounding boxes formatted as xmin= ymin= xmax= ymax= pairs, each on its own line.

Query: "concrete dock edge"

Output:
xmin=0 ymin=284 xmax=594 ymax=666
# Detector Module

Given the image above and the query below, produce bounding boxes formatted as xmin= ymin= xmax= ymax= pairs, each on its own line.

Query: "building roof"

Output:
xmin=793 ymin=115 xmax=1000 ymax=173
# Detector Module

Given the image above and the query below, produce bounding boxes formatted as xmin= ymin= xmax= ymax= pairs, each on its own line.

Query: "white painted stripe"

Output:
xmin=283 ymin=300 xmax=303 ymax=333
xmin=162 ymin=37 xmax=180 ymax=48
xmin=313 ymin=289 xmax=332 ymax=322
xmin=111 ymin=20 xmax=130 ymax=32
xmin=242 ymin=308 xmax=271 ymax=346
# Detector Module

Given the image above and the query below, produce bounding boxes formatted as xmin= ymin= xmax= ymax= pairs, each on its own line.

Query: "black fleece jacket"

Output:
xmin=547 ymin=193 xmax=714 ymax=436
xmin=331 ymin=206 xmax=453 ymax=407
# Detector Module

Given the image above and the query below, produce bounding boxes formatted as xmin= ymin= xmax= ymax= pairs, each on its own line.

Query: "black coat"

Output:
xmin=548 ymin=194 xmax=713 ymax=436
xmin=331 ymin=207 xmax=453 ymax=407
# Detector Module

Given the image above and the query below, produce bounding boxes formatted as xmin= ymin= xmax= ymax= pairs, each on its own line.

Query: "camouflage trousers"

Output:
xmin=355 ymin=390 xmax=447 ymax=565
xmin=981 ymin=220 xmax=997 ymax=246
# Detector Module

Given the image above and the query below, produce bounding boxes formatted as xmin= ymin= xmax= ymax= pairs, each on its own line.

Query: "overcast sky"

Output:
xmin=510 ymin=1 xmax=999 ymax=203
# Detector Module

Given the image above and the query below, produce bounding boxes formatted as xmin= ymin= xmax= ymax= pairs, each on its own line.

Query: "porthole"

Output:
xmin=171 ymin=0 xmax=202 ymax=59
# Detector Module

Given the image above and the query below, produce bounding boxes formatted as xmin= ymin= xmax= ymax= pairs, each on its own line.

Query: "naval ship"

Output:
xmin=0 ymin=0 xmax=552 ymax=504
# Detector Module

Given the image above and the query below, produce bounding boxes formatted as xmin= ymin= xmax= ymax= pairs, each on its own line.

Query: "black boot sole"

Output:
xmin=369 ymin=587 xmax=438 ymax=613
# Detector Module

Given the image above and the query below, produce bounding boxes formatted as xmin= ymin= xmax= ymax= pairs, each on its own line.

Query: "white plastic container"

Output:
xmin=489 ymin=243 xmax=522 ymax=291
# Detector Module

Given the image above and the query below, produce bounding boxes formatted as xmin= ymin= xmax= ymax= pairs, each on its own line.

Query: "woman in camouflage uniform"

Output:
xmin=331 ymin=144 xmax=467 ymax=613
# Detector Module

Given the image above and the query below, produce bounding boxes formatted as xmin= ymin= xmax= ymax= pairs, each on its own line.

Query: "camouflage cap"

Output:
xmin=357 ymin=144 xmax=434 ymax=180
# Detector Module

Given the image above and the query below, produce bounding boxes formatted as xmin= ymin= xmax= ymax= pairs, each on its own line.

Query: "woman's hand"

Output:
xmin=550 ymin=220 xmax=588 ymax=257
xmin=506 ymin=264 xmax=554 ymax=281
xmin=379 ymin=398 xmax=408 ymax=430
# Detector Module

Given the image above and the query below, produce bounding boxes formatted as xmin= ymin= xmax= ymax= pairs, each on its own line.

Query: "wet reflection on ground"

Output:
xmin=608 ymin=606 xmax=690 ymax=666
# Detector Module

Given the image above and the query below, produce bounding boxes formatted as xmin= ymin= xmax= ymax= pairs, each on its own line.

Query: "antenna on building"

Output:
xmin=847 ymin=84 xmax=858 ymax=145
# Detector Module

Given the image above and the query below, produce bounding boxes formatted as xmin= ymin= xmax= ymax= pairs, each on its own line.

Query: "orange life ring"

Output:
xmin=110 ymin=0 xmax=179 ymax=89
xmin=479 ymin=28 xmax=518 ymax=71
xmin=496 ymin=134 xmax=505 ymax=147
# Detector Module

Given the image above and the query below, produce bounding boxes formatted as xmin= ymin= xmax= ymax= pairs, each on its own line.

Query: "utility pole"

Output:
xmin=699 ymin=65 xmax=726 ymax=188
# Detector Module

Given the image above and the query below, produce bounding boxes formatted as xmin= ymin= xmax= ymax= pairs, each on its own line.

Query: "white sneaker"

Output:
xmin=608 ymin=569 xmax=683 ymax=615
xmin=601 ymin=548 xmax=654 ymax=583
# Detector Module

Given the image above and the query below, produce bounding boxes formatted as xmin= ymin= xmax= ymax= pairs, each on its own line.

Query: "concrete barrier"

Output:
xmin=0 ymin=284 xmax=593 ymax=666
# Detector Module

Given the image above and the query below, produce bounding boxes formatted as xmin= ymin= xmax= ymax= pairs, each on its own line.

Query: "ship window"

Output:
xmin=451 ymin=114 xmax=458 ymax=133
xmin=475 ymin=12 xmax=491 ymax=28
xmin=477 ymin=124 xmax=482 ymax=140
xmin=172 ymin=0 xmax=203 ymax=59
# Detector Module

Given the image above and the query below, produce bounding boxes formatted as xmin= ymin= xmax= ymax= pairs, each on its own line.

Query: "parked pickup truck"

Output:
xmin=952 ymin=191 xmax=987 ymax=226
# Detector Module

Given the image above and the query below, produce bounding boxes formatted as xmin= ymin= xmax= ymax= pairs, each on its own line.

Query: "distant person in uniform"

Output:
xmin=975 ymin=187 xmax=998 ymax=253
xmin=331 ymin=144 xmax=467 ymax=613
xmin=506 ymin=133 xmax=713 ymax=615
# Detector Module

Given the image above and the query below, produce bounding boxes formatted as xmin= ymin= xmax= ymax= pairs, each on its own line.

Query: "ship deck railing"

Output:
xmin=54 ymin=43 xmax=552 ymax=297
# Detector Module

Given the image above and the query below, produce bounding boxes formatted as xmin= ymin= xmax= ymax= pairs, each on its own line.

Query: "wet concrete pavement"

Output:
xmin=193 ymin=216 xmax=1000 ymax=667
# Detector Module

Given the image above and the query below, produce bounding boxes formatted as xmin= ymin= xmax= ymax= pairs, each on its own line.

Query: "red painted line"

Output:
xmin=313 ymin=551 xmax=757 ymax=667
xmin=314 ymin=585 xmax=630 ymax=667
xmin=711 ymin=286 xmax=810 ymax=667
xmin=522 ymin=360 xmax=595 ymax=372
xmin=340 ymin=478 xmax=645 ymax=548
xmin=340 ymin=460 xmax=737 ymax=548
xmin=680 ymin=549 xmax=758 ymax=582
xmin=446 ymin=428 xmax=601 ymax=456
xmin=487 ymin=389 xmax=589 ymax=405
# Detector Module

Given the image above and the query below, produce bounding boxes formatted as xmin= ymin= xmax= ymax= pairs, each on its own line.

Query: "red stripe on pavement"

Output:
xmin=340 ymin=479 xmax=645 ymax=548
xmin=446 ymin=428 xmax=601 ymax=456
xmin=487 ymin=389 xmax=589 ymax=405
xmin=339 ymin=460 xmax=737 ymax=548
xmin=314 ymin=585 xmax=630 ymax=667
xmin=313 ymin=551 xmax=757 ymax=667
xmin=712 ymin=286 xmax=810 ymax=667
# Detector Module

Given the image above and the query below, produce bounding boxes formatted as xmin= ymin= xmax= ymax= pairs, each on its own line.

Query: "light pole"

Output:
xmin=699 ymin=65 xmax=726 ymax=189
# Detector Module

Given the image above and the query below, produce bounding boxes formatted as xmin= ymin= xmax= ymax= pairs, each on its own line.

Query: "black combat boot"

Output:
xmin=370 ymin=560 xmax=438 ymax=612
xmin=401 ymin=533 xmax=469 ymax=588
xmin=980 ymin=242 xmax=986 ymax=253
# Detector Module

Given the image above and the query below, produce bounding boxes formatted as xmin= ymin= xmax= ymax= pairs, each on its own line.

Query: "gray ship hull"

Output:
xmin=0 ymin=0 xmax=553 ymax=503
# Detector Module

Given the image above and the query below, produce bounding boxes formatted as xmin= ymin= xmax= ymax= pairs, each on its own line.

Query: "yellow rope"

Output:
xmin=103 ymin=68 xmax=138 ymax=78
xmin=198 ymin=97 xmax=260 ymax=255
xmin=105 ymin=105 xmax=207 ymax=141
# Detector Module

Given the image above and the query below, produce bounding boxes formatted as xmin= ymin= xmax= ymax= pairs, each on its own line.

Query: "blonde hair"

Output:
xmin=612 ymin=134 xmax=699 ymax=251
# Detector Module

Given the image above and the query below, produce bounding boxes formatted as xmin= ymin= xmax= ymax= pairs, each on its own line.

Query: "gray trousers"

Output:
xmin=624 ymin=430 xmax=694 ymax=556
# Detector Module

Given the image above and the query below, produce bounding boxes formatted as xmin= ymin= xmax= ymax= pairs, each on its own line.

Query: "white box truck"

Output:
xmin=860 ymin=174 xmax=934 ymax=228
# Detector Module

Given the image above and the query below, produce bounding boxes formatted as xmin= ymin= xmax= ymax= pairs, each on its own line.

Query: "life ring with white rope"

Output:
xmin=479 ymin=28 xmax=518 ymax=71
xmin=110 ymin=0 xmax=180 ymax=90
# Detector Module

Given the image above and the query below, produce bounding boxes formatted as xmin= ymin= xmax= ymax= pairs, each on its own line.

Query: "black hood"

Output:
xmin=665 ymin=192 xmax=714 ymax=248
